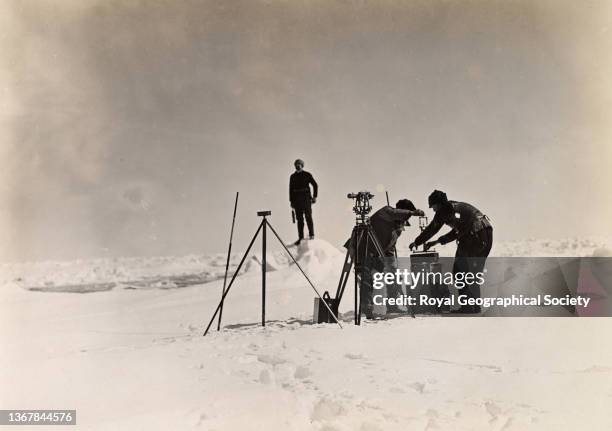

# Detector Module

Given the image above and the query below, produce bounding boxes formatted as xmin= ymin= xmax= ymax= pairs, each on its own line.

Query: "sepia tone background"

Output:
xmin=1 ymin=0 xmax=611 ymax=262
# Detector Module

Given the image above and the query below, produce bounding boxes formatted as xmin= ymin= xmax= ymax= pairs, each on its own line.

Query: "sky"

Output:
xmin=1 ymin=0 xmax=611 ymax=262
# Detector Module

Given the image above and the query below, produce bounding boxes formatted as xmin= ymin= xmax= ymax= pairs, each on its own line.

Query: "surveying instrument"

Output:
xmin=315 ymin=192 xmax=386 ymax=325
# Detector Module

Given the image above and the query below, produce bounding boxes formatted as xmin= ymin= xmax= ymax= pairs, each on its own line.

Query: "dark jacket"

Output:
xmin=414 ymin=200 xmax=491 ymax=246
xmin=345 ymin=206 xmax=420 ymax=257
xmin=289 ymin=171 xmax=318 ymax=207
xmin=370 ymin=206 xmax=419 ymax=255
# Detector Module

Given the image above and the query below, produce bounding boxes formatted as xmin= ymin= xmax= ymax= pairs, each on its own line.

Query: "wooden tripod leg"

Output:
xmin=335 ymin=250 xmax=353 ymax=304
xmin=203 ymin=220 xmax=264 ymax=336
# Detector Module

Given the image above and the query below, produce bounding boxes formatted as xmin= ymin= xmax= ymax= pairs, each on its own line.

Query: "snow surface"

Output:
xmin=3 ymin=236 xmax=611 ymax=293
xmin=2 ymin=238 xmax=612 ymax=430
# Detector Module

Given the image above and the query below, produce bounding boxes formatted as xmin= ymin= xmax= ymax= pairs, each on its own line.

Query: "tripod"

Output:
xmin=335 ymin=222 xmax=383 ymax=325
xmin=333 ymin=202 xmax=415 ymax=325
xmin=203 ymin=211 xmax=342 ymax=336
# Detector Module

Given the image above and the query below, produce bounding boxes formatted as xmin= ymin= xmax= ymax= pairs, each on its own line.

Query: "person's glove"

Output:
xmin=311 ymin=197 xmax=317 ymax=204
xmin=409 ymin=242 xmax=416 ymax=251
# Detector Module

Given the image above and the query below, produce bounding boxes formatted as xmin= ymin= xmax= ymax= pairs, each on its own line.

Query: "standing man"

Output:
xmin=409 ymin=190 xmax=493 ymax=313
xmin=289 ymin=159 xmax=318 ymax=245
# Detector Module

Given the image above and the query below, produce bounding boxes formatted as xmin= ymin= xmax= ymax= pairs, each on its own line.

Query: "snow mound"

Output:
xmin=244 ymin=254 xmax=285 ymax=273
xmin=236 ymin=239 xmax=343 ymax=276
xmin=292 ymin=239 xmax=343 ymax=267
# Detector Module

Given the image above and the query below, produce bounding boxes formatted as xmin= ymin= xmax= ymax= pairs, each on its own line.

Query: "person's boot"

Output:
xmin=293 ymin=238 xmax=302 ymax=246
xmin=309 ymin=235 xmax=315 ymax=240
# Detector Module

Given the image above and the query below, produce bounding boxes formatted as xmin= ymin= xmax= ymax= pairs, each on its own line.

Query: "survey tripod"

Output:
xmin=203 ymin=211 xmax=342 ymax=336
xmin=334 ymin=220 xmax=384 ymax=325
xmin=328 ymin=192 xmax=384 ymax=325
xmin=331 ymin=192 xmax=418 ymax=324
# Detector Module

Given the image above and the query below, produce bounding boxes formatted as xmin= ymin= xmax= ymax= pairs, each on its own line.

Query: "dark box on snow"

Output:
xmin=409 ymin=251 xmax=449 ymax=313
xmin=313 ymin=291 xmax=339 ymax=323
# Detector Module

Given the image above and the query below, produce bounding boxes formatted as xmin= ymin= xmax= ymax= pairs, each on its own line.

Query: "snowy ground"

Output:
xmin=2 ymin=238 xmax=612 ymax=430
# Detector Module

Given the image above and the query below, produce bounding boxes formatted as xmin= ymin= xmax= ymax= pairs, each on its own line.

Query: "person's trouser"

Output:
xmin=358 ymin=264 xmax=376 ymax=317
xmin=295 ymin=205 xmax=314 ymax=239
xmin=358 ymin=265 xmax=402 ymax=316
xmin=358 ymin=255 xmax=392 ymax=317
xmin=345 ymin=237 xmax=386 ymax=318
xmin=453 ymin=226 xmax=493 ymax=313
xmin=382 ymin=257 xmax=405 ymax=313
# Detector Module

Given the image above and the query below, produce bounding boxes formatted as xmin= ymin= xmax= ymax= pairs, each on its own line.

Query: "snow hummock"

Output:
xmin=2 ymin=238 xmax=612 ymax=430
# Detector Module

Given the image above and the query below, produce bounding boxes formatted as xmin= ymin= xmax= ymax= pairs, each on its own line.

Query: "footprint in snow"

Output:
xmin=424 ymin=418 xmax=439 ymax=430
xmin=257 ymin=354 xmax=286 ymax=366
xmin=294 ymin=365 xmax=312 ymax=379
xmin=194 ymin=412 xmax=208 ymax=427
xmin=359 ymin=422 xmax=384 ymax=431
xmin=259 ymin=369 xmax=272 ymax=385
xmin=311 ymin=398 xmax=346 ymax=422
xmin=501 ymin=417 xmax=514 ymax=430
xmin=484 ymin=400 xmax=502 ymax=422
xmin=408 ymin=382 xmax=426 ymax=394
xmin=345 ymin=353 xmax=364 ymax=360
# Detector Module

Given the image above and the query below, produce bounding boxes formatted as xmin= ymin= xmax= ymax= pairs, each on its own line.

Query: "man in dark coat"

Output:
xmin=370 ymin=200 xmax=424 ymax=257
xmin=409 ymin=190 xmax=493 ymax=313
xmin=289 ymin=159 xmax=318 ymax=245
xmin=347 ymin=199 xmax=424 ymax=318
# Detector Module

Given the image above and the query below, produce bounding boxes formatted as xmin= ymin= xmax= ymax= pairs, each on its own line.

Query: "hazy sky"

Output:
xmin=2 ymin=0 xmax=611 ymax=262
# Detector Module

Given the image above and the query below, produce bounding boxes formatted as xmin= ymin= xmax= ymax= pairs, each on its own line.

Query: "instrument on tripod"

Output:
xmin=315 ymin=191 xmax=386 ymax=325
